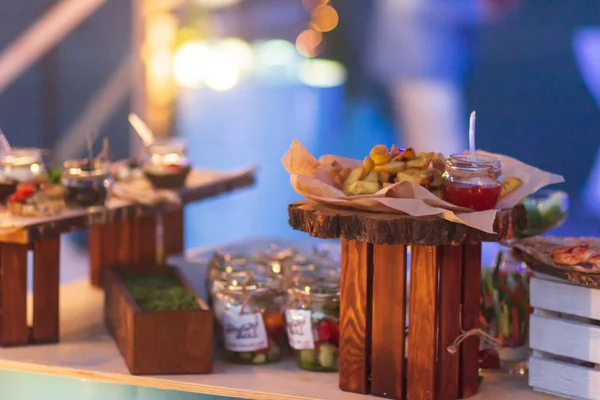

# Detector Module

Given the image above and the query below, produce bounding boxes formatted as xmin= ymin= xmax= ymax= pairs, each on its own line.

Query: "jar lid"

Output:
xmin=224 ymin=271 xmax=281 ymax=294
xmin=254 ymin=245 xmax=297 ymax=275
xmin=446 ymin=154 xmax=501 ymax=176
xmin=63 ymin=159 xmax=110 ymax=179
xmin=0 ymin=148 xmax=43 ymax=167
xmin=209 ymin=251 xmax=251 ymax=272
xmin=288 ymin=279 xmax=340 ymax=299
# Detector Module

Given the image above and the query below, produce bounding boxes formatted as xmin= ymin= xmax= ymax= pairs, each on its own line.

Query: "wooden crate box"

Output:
xmin=529 ymin=274 xmax=600 ymax=399
xmin=104 ymin=264 xmax=213 ymax=375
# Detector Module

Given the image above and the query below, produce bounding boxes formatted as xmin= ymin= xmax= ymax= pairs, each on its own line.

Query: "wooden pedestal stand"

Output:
xmin=288 ymin=200 xmax=526 ymax=400
xmin=0 ymin=169 xmax=254 ymax=347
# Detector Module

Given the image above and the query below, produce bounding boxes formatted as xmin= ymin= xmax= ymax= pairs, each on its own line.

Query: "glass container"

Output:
xmin=442 ymin=154 xmax=502 ymax=211
xmin=143 ymin=139 xmax=191 ymax=189
xmin=219 ymin=271 xmax=285 ymax=365
xmin=285 ymin=275 xmax=340 ymax=372
xmin=62 ymin=159 xmax=112 ymax=209
xmin=480 ymin=250 xmax=532 ymax=374
xmin=0 ymin=148 xmax=46 ymax=201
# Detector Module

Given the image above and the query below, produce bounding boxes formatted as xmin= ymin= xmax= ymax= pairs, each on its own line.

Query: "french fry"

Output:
xmin=432 ymin=153 xmax=446 ymax=172
xmin=428 ymin=169 xmax=443 ymax=188
xmin=390 ymin=144 xmax=401 ymax=158
xmin=394 ymin=171 xmax=423 ymax=184
xmin=333 ymin=167 xmax=351 ymax=189
xmin=398 ymin=147 xmax=416 ymax=161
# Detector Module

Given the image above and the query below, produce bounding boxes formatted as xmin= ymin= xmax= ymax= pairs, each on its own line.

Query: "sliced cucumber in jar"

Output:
xmin=318 ymin=343 xmax=337 ymax=369
xmin=252 ymin=353 xmax=267 ymax=364
xmin=238 ymin=352 xmax=254 ymax=362
xmin=299 ymin=349 xmax=316 ymax=366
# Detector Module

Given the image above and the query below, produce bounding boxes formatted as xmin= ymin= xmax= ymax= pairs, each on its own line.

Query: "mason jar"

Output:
xmin=442 ymin=154 xmax=502 ymax=211
xmin=285 ymin=279 xmax=340 ymax=372
xmin=219 ymin=271 xmax=285 ymax=365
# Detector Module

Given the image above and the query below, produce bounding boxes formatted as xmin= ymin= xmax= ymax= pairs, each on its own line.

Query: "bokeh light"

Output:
xmin=310 ymin=5 xmax=339 ymax=33
xmin=193 ymin=0 xmax=242 ymax=9
xmin=295 ymin=29 xmax=323 ymax=58
xmin=298 ymin=58 xmax=347 ymax=88
xmin=215 ymin=38 xmax=255 ymax=74
xmin=173 ymin=41 xmax=212 ymax=88
xmin=254 ymin=39 xmax=298 ymax=68
xmin=203 ymin=54 xmax=240 ymax=91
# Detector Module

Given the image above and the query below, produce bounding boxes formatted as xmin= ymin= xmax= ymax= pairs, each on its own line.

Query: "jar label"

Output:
xmin=286 ymin=309 xmax=315 ymax=350
xmin=223 ymin=308 xmax=268 ymax=352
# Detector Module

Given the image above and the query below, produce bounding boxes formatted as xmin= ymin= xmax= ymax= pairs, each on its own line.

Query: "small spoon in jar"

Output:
xmin=0 ymin=128 xmax=12 ymax=156
xmin=128 ymin=113 xmax=155 ymax=147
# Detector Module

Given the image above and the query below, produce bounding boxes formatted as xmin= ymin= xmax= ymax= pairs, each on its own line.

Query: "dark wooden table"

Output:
xmin=0 ymin=169 xmax=255 ymax=347
xmin=288 ymin=200 xmax=526 ymax=400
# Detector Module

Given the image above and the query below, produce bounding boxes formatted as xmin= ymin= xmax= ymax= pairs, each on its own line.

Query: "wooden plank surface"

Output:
xmin=288 ymin=200 xmax=526 ymax=245
xmin=371 ymin=243 xmax=406 ymax=399
xmin=89 ymin=223 xmax=119 ymax=287
xmin=32 ymin=236 xmax=61 ymax=343
xmin=460 ymin=243 xmax=482 ymax=398
xmin=0 ymin=244 xmax=28 ymax=346
xmin=438 ymin=245 xmax=462 ymax=400
xmin=407 ymin=245 xmax=440 ymax=400
xmin=529 ymin=356 xmax=600 ymax=400
xmin=0 ymin=169 xmax=255 ymax=244
xmin=131 ymin=216 xmax=157 ymax=264
xmin=338 ymin=240 xmax=372 ymax=394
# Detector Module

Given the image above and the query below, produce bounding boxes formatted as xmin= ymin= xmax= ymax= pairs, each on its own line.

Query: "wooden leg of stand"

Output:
xmin=459 ymin=243 xmax=482 ymax=398
xmin=163 ymin=209 xmax=184 ymax=256
xmin=132 ymin=215 xmax=157 ymax=264
xmin=407 ymin=245 xmax=440 ymax=400
xmin=339 ymin=240 xmax=372 ymax=394
xmin=0 ymin=244 xmax=28 ymax=346
xmin=371 ymin=244 xmax=407 ymax=399
xmin=89 ymin=223 xmax=118 ymax=287
xmin=115 ymin=219 xmax=134 ymax=264
xmin=438 ymin=245 xmax=462 ymax=400
xmin=32 ymin=236 xmax=60 ymax=343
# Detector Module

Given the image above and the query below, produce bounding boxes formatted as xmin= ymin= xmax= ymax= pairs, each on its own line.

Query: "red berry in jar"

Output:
xmin=318 ymin=319 xmax=339 ymax=346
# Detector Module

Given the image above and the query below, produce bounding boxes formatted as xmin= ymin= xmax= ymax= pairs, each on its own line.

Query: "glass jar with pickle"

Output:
xmin=285 ymin=278 xmax=340 ymax=372
xmin=220 ymin=271 xmax=285 ymax=365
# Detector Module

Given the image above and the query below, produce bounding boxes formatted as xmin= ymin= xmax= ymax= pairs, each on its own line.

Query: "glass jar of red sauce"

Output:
xmin=442 ymin=154 xmax=502 ymax=211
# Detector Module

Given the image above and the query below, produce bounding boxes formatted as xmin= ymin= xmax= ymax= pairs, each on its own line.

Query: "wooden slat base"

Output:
xmin=335 ymin=243 xmax=483 ymax=400
xmin=32 ymin=236 xmax=61 ymax=344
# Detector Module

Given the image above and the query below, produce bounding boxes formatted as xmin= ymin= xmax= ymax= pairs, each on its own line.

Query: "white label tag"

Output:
xmin=223 ymin=307 xmax=268 ymax=352
xmin=286 ymin=309 xmax=315 ymax=350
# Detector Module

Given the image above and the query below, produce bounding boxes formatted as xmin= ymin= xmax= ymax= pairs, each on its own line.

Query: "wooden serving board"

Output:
xmin=288 ymin=200 xmax=526 ymax=246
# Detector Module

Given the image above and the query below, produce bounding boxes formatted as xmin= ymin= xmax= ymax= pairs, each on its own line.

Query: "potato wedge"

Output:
xmin=428 ymin=169 xmax=443 ymax=188
xmin=398 ymin=147 xmax=416 ymax=161
xmin=403 ymin=168 xmax=423 ymax=176
xmin=361 ymin=156 xmax=375 ymax=178
xmin=500 ymin=177 xmax=522 ymax=198
xmin=431 ymin=153 xmax=446 ymax=172
xmin=407 ymin=152 xmax=434 ymax=169
xmin=369 ymin=145 xmax=391 ymax=165
xmin=343 ymin=166 xmax=364 ymax=193
xmin=347 ymin=180 xmax=381 ymax=195
xmin=394 ymin=171 xmax=424 ymax=184
xmin=373 ymin=161 xmax=407 ymax=174
xmin=333 ymin=167 xmax=351 ymax=189
xmin=378 ymin=171 xmax=391 ymax=184
xmin=390 ymin=144 xmax=401 ymax=158
xmin=364 ymin=170 xmax=378 ymax=182
xmin=382 ymin=182 xmax=393 ymax=188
